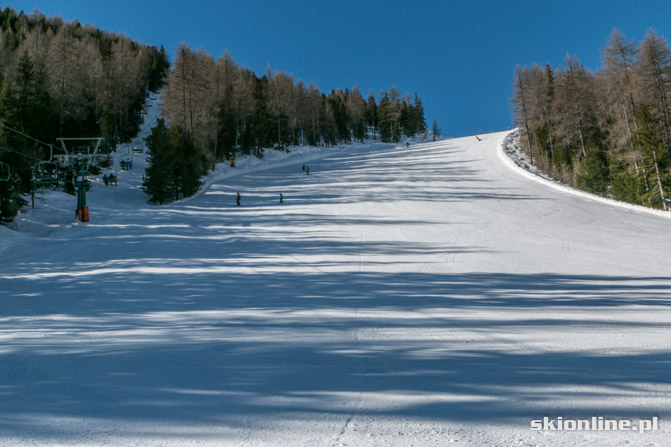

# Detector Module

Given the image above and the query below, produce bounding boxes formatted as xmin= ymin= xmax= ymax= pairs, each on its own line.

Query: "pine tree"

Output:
xmin=171 ymin=126 xmax=203 ymax=198
xmin=601 ymin=30 xmax=646 ymax=201
xmin=143 ymin=119 xmax=175 ymax=204
xmin=14 ymin=50 xmax=35 ymax=129
xmin=636 ymin=30 xmax=671 ymax=177
xmin=0 ymin=83 xmax=25 ymax=222
xmin=346 ymin=86 xmax=366 ymax=142
xmin=378 ymin=92 xmax=392 ymax=142
xmin=328 ymin=89 xmax=349 ymax=142
xmin=511 ymin=66 xmax=535 ymax=163
xmin=0 ymin=173 xmax=24 ymax=223
xmin=365 ymin=91 xmax=377 ymax=140
xmin=413 ymin=93 xmax=427 ymax=134
xmin=577 ymin=150 xmax=610 ymax=195
xmin=633 ymin=104 xmax=669 ymax=210
xmin=147 ymin=45 xmax=170 ymax=92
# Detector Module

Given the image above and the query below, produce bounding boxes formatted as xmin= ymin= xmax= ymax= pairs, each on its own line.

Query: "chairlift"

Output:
xmin=120 ymin=156 xmax=133 ymax=171
xmin=102 ymin=170 xmax=118 ymax=186
xmin=32 ymin=161 xmax=59 ymax=186
xmin=54 ymin=138 xmax=105 ymax=169
xmin=0 ymin=161 xmax=10 ymax=182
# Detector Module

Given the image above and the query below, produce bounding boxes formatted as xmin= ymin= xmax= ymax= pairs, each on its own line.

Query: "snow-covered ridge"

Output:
xmin=499 ymin=130 xmax=671 ymax=219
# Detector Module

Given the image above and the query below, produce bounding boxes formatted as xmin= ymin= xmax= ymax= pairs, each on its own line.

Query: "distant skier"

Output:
xmin=280 ymin=193 xmax=284 ymax=204
xmin=236 ymin=192 xmax=241 ymax=206
xmin=302 ymin=164 xmax=305 ymax=171
xmin=406 ymin=142 xmax=409 ymax=148
xmin=306 ymin=166 xmax=310 ymax=175
xmin=476 ymin=135 xmax=482 ymax=141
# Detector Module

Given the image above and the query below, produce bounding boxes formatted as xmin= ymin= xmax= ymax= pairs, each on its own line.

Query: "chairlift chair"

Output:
xmin=102 ymin=170 xmax=118 ymax=186
xmin=32 ymin=161 xmax=59 ymax=186
xmin=120 ymin=156 xmax=133 ymax=171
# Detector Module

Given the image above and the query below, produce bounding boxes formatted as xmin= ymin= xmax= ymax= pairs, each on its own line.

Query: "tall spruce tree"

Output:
xmin=633 ymin=104 xmax=669 ymax=210
xmin=365 ymin=91 xmax=378 ymax=139
xmin=143 ymin=118 xmax=175 ymax=204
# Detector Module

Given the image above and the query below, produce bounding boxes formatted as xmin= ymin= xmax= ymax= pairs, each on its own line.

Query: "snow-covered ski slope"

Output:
xmin=1 ymin=117 xmax=671 ymax=446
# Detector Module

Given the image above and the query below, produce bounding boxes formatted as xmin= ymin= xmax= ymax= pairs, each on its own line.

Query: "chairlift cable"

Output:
xmin=0 ymin=122 xmax=54 ymax=150
xmin=0 ymin=143 xmax=43 ymax=161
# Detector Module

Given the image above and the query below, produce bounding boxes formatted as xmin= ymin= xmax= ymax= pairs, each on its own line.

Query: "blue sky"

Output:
xmin=6 ymin=0 xmax=671 ymax=137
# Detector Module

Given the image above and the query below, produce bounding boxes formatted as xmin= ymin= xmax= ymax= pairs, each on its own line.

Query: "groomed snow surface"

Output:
xmin=1 ymin=99 xmax=671 ymax=446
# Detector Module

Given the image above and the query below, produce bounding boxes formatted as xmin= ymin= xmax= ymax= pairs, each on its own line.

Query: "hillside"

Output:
xmin=1 ymin=104 xmax=671 ymax=446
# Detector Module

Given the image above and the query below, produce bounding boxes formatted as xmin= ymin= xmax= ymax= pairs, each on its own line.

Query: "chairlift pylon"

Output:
xmin=72 ymin=168 xmax=91 ymax=191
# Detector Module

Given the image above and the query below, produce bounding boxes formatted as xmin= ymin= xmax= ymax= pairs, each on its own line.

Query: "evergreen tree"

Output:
xmin=147 ymin=45 xmax=170 ymax=92
xmin=346 ymin=86 xmax=366 ymax=142
xmin=327 ymin=90 xmax=349 ymax=142
xmin=0 ymin=173 xmax=24 ymax=223
xmin=611 ymin=162 xmax=646 ymax=205
xmin=0 ymin=83 xmax=25 ymax=222
xmin=633 ymin=104 xmax=669 ymax=209
xmin=143 ymin=119 xmax=205 ymax=203
xmin=577 ymin=149 xmax=610 ymax=195
xmin=143 ymin=119 xmax=175 ymax=204
xmin=15 ymin=50 xmax=35 ymax=109
xmin=378 ymin=92 xmax=393 ymax=142
xmin=636 ymin=30 xmax=671 ymax=177
xmin=411 ymin=93 xmax=427 ymax=135
xmin=171 ymin=126 xmax=204 ymax=199
xmin=365 ymin=92 xmax=377 ymax=139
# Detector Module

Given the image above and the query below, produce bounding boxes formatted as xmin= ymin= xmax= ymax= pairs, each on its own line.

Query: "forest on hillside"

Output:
xmin=0 ymin=7 xmax=428 ymax=215
xmin=144 ymin=44 xmax=427 ymax=203
xmin=512 ymin=29 xmax=671 ymax=211
xmin=0 ymin=7 xmax=168 ymax=221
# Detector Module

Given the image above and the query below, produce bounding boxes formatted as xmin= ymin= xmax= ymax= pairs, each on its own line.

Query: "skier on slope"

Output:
xmin=236 ymin=192 xmax=241 ymax=206
xmin=280 ymin=193 xmax=284 ymax=204
xmin=306 ymin=166 xmax=310 ymax=175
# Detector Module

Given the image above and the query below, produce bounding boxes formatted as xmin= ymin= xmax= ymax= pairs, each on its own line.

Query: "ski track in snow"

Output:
xmin=1 ymin=98 xmax=671 ymax=446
